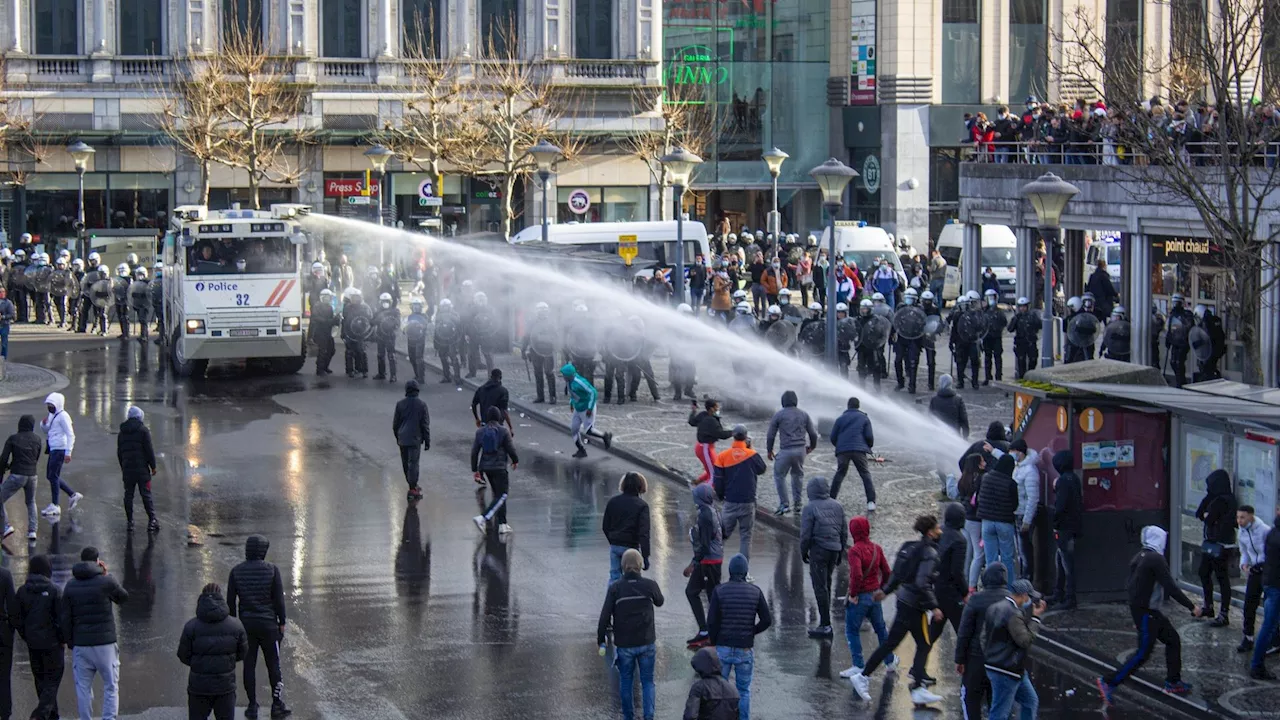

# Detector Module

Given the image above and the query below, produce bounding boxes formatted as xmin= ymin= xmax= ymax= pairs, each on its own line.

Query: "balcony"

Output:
xmin=316 ymin=59 xmax=372 ymax=82
xmin=30 ymin=56 xmax=87 ymax=81
xmin=544 ymin=59 xmax=660 ymax=87
xmin=115 ymin=57 xmax=169 ymax=79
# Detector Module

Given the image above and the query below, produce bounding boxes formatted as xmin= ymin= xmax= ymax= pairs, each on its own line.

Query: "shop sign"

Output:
xmin=418 ymin=179 xmax=435 ymax=199
xmin=861 ymin=155 xmax=881 ymax=194
xmin=325 ymin=178 xmax=377 ymax=197
xmin=664 ymin=45 xmax=730 ymax=88
xmin=473 ymin=188 xmax=501 ymax=200
xmin=567 ymin=189 xmax=592 ymax=215
xmin=1163 ymin=238 xmax=1211 ymax=255
xmin=667 ymin=0 xmax=778 ymax=22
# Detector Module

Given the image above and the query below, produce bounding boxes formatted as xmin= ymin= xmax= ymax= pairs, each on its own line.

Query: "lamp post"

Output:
xmin=364 ymin=144 xmax=394 ymax=265
xmin=809 ymin=158 xmax=858 ymax=367
xmin=762 ymin=147 xmax=788 ymax=257
xmin=67 ymin=141 xmax=95 ymax=259
xmin=661 ymin=146 xmax=703 ymax=306
xmin=528 ymin=139 xmax=563 ymax=245
xmin=1021 ymin=172 xmax=1080 ymax=370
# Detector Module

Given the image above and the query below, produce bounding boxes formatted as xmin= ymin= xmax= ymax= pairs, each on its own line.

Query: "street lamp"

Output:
xmin=365 ymin=144 xmax=394 ymax=264
xmin=1021 ymin=172 xmax=1080 ymax=369
xmin=67 ymin=141 xmax=95 ymax=258
xmin=809 ymin=158 xmax=858 ymax=367
xmin=528 ymin=139 xmax=562 ymax=244
xmin=762 ymin=147 xmax=788 ymax=256
xmin=661 ymin=146 xmax=703 ymax=305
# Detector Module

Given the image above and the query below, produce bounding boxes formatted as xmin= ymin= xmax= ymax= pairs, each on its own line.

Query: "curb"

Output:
xmin=0 ymin=363 xmax=70 ymax=406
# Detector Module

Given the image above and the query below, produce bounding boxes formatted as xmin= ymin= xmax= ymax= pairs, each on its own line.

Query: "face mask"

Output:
xmin=771 ymin=263 xmax=780 ymax=269
xmin=1020 ymin=598 xmax=1034 ymax=610
xmin=46 ymin=405 xmax=56 ymax=414
xmin=713 ymin=410 xmax=721 ymax=417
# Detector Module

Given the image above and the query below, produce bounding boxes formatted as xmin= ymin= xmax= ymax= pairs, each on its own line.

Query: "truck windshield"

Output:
xmin=981 ymin=247 xmax=1015 ymax=267
xmin=187 ymin=237 xmax=295 ymax=275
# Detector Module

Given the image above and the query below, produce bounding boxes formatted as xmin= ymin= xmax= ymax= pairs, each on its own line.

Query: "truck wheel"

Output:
xmin=170 ymin=329 xmax=207 ymax=378
xmin=269 ymin=344 xmax=307 ymax=375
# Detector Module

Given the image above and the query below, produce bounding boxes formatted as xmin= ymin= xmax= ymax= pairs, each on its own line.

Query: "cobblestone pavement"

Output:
xmin=0 ymin=327 xmax=70 ymax=401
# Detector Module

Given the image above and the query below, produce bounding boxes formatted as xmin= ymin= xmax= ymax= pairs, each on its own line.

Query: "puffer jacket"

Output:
xmin=711 ymin=440 xmax=766 ymax=504
xmin=683 ymin=647 xmax=740 ymax=720
xmin=954 ymin=564 xmax=1009 ymax=664
xmin=936 ymin=503 xmax=968 ymax=603
xmin=829 ymin=408 xmax=874 ymax=454
xmin=393 ymin=382 xmax=431 ymax=448
xmin=982 ymin=596 xmax=1042 ymax=679
xmin=0 ymin=415 xmax=42 ymax=477
xmin=883 ymin=537 xmax=940 ymax=611
xmin=847 ymin=516 xmax=891 ymax=595
xmin=1013 ymin=449 xmax=1041 ymax=528
xmin=690 ymin=484 xmax=724 ymax=564
xmin=177 ymin=591 xmax=247 ymax=696
xmin=689 ymin=410 xmax=733 ymax=445
xmin=227 ymin=536 xmax=287 ymax=629
xmin=61 ymin=562 xmax=129 ymax=647
xmin=928 ymin=381 xmax=970 ymax=438
xmin=800 ymin=477 xmax=847 ymax=555
xmin=15 ymin=573 xmax=62 ymax=650
xmin=1196 ymin=469 xmax=1238 ymax=545
xmin=977 ymin=456 xmax=1019 ymax=525
xmin=116 ymin=416 xmax=156 ymax=479
xmin=706 ymin=557 xmax=772 ymax=648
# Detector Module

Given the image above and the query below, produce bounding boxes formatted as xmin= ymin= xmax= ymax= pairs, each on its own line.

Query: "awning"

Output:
xmin=1058 ymin=382 xmax=1280 ymax=432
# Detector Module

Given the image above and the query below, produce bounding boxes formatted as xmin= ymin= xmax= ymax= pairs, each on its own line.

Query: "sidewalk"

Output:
xmin=0 ymin=360 xmax=67 ymax=404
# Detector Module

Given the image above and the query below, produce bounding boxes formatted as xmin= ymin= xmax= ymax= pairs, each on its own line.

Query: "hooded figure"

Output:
xmin=977 ymin=454 xmax=1019 ymax=526
xmin=929 ymin=374 xmax=970 ymax=437
xmin=685 ymin=483 xmax=725 ymax=646
xmin=1050 ymin=449 xmax=1083 ymax=607
xmin=682 ymin=647 xmax=740 ymax=720
xmin=954 ymin=562 xmax=1010 ymax=718
xmin=1011 ymin=441 xmax=1041 ymax=530
xmin=935 ymin=503 xmax=969 ymax=618
xmin=178 ymin=585 xmax=248 ymax=700
xmin=393 ymin=380 xmax=431 ymax=499
xmin=800 ymin=477 xmax=848 ymax=636
xmin=0 ymin=413 xmax=42 ymax=478
xmin=117 ymin=405 xmax=158 ymax=531
xmin=958 ymin=420 xmax=1008 ymax=473
xmin=40 ymin=391 xmax=81 ymax=516
xmin=227 ymin=536 xmax=291 ymax=716
xmin=766 ymin=390 xmax=817 ymax=513
xmin=1195 ymin=469 xmax=1237 ymax=623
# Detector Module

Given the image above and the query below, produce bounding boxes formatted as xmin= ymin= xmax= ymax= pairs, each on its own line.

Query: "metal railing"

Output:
xmin=960 ymin=139 xmax=1280 ymax=167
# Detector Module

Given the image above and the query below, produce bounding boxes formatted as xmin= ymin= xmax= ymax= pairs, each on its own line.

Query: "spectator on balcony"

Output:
xmin=1021 ymin=103 xmax=1044 ymax=164
xmin=970 ymin=113 xmax=995 ymax=162
xmin=993 ymin=107 xmax=1020 ymax=164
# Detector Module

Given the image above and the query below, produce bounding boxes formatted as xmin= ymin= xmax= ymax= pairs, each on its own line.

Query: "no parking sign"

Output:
xmin=567 ymin=188 xmax=591 ymax=215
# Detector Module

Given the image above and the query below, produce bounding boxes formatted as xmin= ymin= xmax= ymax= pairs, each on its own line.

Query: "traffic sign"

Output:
xmin=568 ymin=188 xmax=591 ymax=215
xmin=418 ymin=179 xmax=435 ymax=199
xmin=347 ymin=196 xmax=372 ymax=205
xmin=618 ymin=234 xmax=638 ymax=265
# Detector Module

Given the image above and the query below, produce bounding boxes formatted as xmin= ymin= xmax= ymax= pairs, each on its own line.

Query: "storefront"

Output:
xmin=1149 ymin=235 xmax=1241 ymax=379
xmin=21 ymin=172 xmax=171 ymax=254
xmin=390 ymin=172 xmax=466 ymax=235
xmin=555 ymin=186 xmax=649 ymax=223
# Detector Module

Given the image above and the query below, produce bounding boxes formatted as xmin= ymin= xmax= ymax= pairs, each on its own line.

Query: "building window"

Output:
xmin=403 ymin=0 xmax=442 ymax=56
xmin=941 ymin=0 xmax=980 ymax=104
xmin=1169 ymin=0 xmax=1204 ymax=100
xmin=556 ymin=186 xmax=649 ymax=223
xmin=481 ymin=0 xmax=520 ymax=57
xmin=322 ymin=0 xmax=364 ymax=58
xmin=1009 ymin=0 xmax=1046 ymax=103
xmin=35 ymin=0 xmax=79 ymax=55
xmin=119 ymin=0 xmax=166 ymax=56
xmin=223 ymin=0 xmax=264 ymax=46
xmin=1266 ymin=6 xmax=1280 ymax=102
xmin=1105 ymin=0 xmax=1143 ymax=103
xmin=575 ymin=0 xmax=613 ymax=59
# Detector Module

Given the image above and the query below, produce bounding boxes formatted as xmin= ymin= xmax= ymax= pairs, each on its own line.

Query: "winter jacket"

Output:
xmin=1128 ymin=526 xmax=1196 ymax=612
xmin=690 ymin=484 xmax=724 ymax=564
xmin=977 ymin=458 xmax=1019 ymax=525
xmin=800 ymin=477 xmax=848 ymax=556
xmin=14 ymin=573 xmax=62 ymax=650
xmin=711 ymin=274 xmax=733 ymax=311
xmin=0 ymin=567 xmax=13 ymax=647
xmin=227 ymin=536 xmax=287 ymax=629
xmin=871 ymin=267 xmax=899 ymax=298
xmin=471 ymin=408 xmax=518 ymax=472
xmin=1239 ymin=517 xmax=1271 ymax=571
xmin=707 ymin=557 xmax=772 ymax=648
xmin=177 ymin=591 xmax=247 ymax=696
xmin=847 ymin=516 xmax=891 ymax=595
xmin=954 ymin=564 xmax=1009 ymax=664
xmin=683 ymin=648 xmax=741 ymax=720
xmin=1264 ymin=519 xmax=1280 ymax=589
xmin=40 ymin=392 xmax=75 ymax=454
xmin=1196 ymin=469 xmax=1238 ymax=545
xmin=883 ymin=537 xmax=939 ymax=611
xmin=761 ymin=267 xmax=788 ymax=295
xmin=1086 ymin=268 xmax=1119 ymax=317
xmin=829 ymin=408 xmax=874 ymax=454
xmin=689 ymin=410 xmax=734 ymax=445
xmin=982 ymin=596 xmax=1042 ymax=678
xmin=0 ymin=415 xmax=42 ymax=477
xmin=602 ymin=492 xmax=652 ymax=562
xmin=597 ymin=571 xmax=664 ymax=648
xmin=928 ymin=385 xmax=970 ymax=438
xmin=936 ymin=504 xmax=968 ymax=603
xmin=564 ymin=370 xmax=597 ymax=412
xmin=470 ymin=378 xmax=510 ymax=420
xmin=393 ymin=385 xmax=431 ymax=448
xmin=711 ymin=440 xmax=766 ymax=504
xmin=116 ymin=416 xmax=156 ymax=479
xmin=0 ymin=299 xmax=12 ymax=327
xmin=1051 ymin=450 xmax=1084 ymax=536
xmin=61 ymin=562 xmax=128 ymax=647
xmin=766 ymin=391 xmax=817 ymax=453
xmin=958 ymin=422 xmax=1008 ymax=472
xmin=1013 ymin=450 xmax=1041 ymax=528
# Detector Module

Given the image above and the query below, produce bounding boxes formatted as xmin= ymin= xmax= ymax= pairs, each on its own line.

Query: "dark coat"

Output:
xmin=706 ymin=577 xmax=772 ymax=649
xmin=883 ymin=537 xmax=940 ymax=611
xmin=0 ymin=567 xmax=14 ymax=647
xmin=800 ymin=477 xmax=848 ymax=555
xmin=936 ymin=504 xmax=968 ymax=603
xmin=1051 ymin=451 xmax=1084 ymax=536
xmin=982 ymin=597 xmax=1042 ymax=678
xmin=0 ymin=415 xmax=41 ymax=477
xmin=1196 ymin=469 xmax=1238 ymax=544
xmin=977 ymin=461 xmax=1019 ymax=525
xmin=929 ymin=387 xmax=970 ymax=438
xmin=829 ymin=408 xmax=874 ymax=454
xmin=471 ymin=379 xmax=509 ymax=420
xmin=116 ymin=417 xmax=156 ymax=479
xmin=1085 ymin=268 xmax=1119 ymax=317
xmin=597 ymin=572 xmax=664 ymax=648
xmin=689 ymin=410 xmax=733 ymax=445
xmin=1263 ymin=519 xmax=1280 ymax=589
xmin=471 ymin=413 xmax=518 ymax=472
xmin=954 ymin=564 xmax=1009 ymax=664
xmin=711 ymin=441 xmax=767 ymax=504
xmin=14 ymin=573 xmax=62 ymax=650
xmin=61 ymin=562 xmax=128 ymax=647
xmin=683 ymin=648 xmax=740 ymax=720
xmin=393 ymin=385 xmax=431 ymax=448
xmin=227 ymin=536 xmax=287 ymax=629
xmin=602 ymin=492 xmax=652 ymax=561
xmin=177 ymin=592 xmax=247 ymax=696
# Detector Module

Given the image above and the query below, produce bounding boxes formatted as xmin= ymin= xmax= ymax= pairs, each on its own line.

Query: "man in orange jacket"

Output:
xmin=713 ymin=425 xmax=768 ymax=560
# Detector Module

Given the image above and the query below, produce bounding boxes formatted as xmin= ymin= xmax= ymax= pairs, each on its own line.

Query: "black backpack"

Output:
xmin=889 ymin=540 xmax=921 ymax=587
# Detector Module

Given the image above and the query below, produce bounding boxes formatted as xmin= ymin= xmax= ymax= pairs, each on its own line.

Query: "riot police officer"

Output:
xmin=949 ymin=291 xmax=982 ymax=389
xmin=51 ymin=256 xmax=72 ymax=328
xmin=341 ymin=288 xmax=371 ymax=378
xmin=521 ymin=301 xmax=559 ymax=404
xmin=563 ymin=303 xmax=597 ymax=385
xmin=920 ymin=290 xmax=942 ymax=390
xmin=380 ymin=262 xmax=401 ymax=307
xmin=30 ymin=253 xmax=52 ymax=325
xmin=1062 ymin=296 xmax=1097 ymax=364
xmin=981 ymin=288 xmax=1008 ymax=385
xmin=68 ymin=258 xmax=86 ymax=331
xmin=10 ymin=249 xmax=27 ymax=323
xmin=372 ymin=292 xmax=399 ymax=382
xmin=404 ymin=298 xmax=430 ymax=384
xmin=892 ymin=288 xmax=925 ymax=393
xmin=834 ymin=302 xmax=853 ymax=377
xmin=362 ymin=265 xmax=382 ymax=300
xmin=778 ymin=288 xmax=802 ymax=323
xmin=78 ymin=252 xmax=108 ymax=334
xmin=625 ymin=317 xmax=660 ymax=403
xmin=602 ymin=314 xmax=630 ymax=405
xmin=306 ymin=261 xmax=330 ymax=314
xmin=129 ymin=267 xmax=151 ymax=341
xmin=433 ymin=297 xmax=463 ymax=384
xmin=1193 ymin=304 xmax=1226 ymax=382
xmin=1149 ymin=306 xmax=1165 ymax=370
xmin=464 ymin=291 xmax=496 ymax=377
xmin=798 ymin=301 xmax=825 ymax=361
xmin=1099 ymin=305 xmax=1131 ymax=362
xmin=1165 ymin=293 xmax=1194 ymax=387
xmin=150 ymin=261 xmax=164 ymax=338
xmin=1011 ymin=297 xmax=1041 ymax=379
xmin=854 ymin=299 xmax=887 ymax=388
xmin=311 ymin=288 xmax=338 ymax=375
xmin=670 ymin=303 xmax=697 ymax=401
xmin=112 ymin=262 xmax=133 ymax=339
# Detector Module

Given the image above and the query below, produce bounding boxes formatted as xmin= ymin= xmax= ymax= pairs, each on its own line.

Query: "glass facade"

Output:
xmin=322 ymin=0 xmax=364 ymax=57
xmin=941 ymin=0 xmax=980 ymax=104
xmin=1105 ymin=0 xmax=1142 ymax=102
xmin=35 ymin=0 xmax=79 ymax=55
xmin=1009 ymin=0 xmax=1046 ymax=103
xmin=663 ymin=0 xmax=830 ymax=187
xmin=556 ymin=186 xmax=649 ymax=223
xmin=23 ymin=173 xmax=170 ymax=246
xmin=119 ymin=0 xmax=165 ymax=55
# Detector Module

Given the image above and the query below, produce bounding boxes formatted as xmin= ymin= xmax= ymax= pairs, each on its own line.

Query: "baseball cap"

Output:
xmin=1011 ymin=579 xmax=1042 ymax=601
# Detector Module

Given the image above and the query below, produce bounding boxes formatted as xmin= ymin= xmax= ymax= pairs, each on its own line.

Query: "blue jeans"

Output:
xmin=716 ymin=646 xmax=753 ymax=720
xmin=986 ymin=670 xmax=1038 ymax=720
xmin=963 ymin=520 xmax=984 ymax=588
xmin=844 ymin=592 xmax=894 ymax=669
xmin=45 ymin=449 xmax=77 ymax=505
xmin=609 ymin=545 xmax=629 ymax=586
xmin=614 ymin=643 xmax=656 ymax=720
xmin=982 ymin=520 xmax=1017 ymax=582
xmin=1252 ymin=586 xmax=1280 ymax=671
xmin=0 ymin=324 xmax=8 ymax=358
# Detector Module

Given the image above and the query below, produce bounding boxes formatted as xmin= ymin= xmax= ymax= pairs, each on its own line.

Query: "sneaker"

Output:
xmin=807 ymin=625 xmax=834 ymax=639
xmin=472 ymin=515 xmax=486 ymax=533
xmin=126 ymin=520 xmax=135 ymax=532
xmin=498 ymin=523 xmax=513 ymax=535
xmin=148 ymin=518 xmax=160 ymax=533
xmin=773 ymin=505 xmax=790 ymax=516
xmin=866 ymin=501 xmax=877 ymax=512
xmin=685 ymin=632 xmax=707 ymax=645
xmin=1096 ymin=677 xmax=1114 ymax=706
xmin=2 ymin=525 xmax=12 ymax=540
xmin=26 ymin=531 xmax=36 ymax=540
xmin=792 ymin=504 xmax=802 ymax=515
xmin=1250 ymin=667 xmax=1278 ymax=681
xmin=839 ymin=665 xmax=863 ymax=679
xmin=884 ymin=655 xmax=899 ymax=673
xmin=910 ymin=686 xmax=943 ymax=706
xmin=69 ymin=492 xmax=84 ymax=510
xmin=41 ymin=504 xmax=60 ymax=518
xmin=849 ymin=672 xmax=872 ymax=701
xmin=1162 ymin=680 xmax=1192 ymax=695
xmin=270 ymin=700 xmax=293 ymax=718
xmin=1240 ymin=636 xmax=1257 ymax=653
xmin=572 ymin=448 xmax=588 ymax=459
xmin=603 ymin=432 xmax=614 ymax=450
xmin=1268 ymin=645 xmax=1280 ymax=657
xmin=1210 ymin=615 xmax=1230 ymax=628
xmin=245 ymin=703 xmax=260 ymax=719
xmin=912 ymin=672 xmax=937 ymax=686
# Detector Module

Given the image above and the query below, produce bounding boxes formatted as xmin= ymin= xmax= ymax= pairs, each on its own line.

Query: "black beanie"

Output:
xmin=994 ymin=454 xmax=1016 ymax=475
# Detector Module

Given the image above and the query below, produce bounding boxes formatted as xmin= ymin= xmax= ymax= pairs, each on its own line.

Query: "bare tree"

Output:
xmin=157 ymin=55 xmax=235 ymax=206
xmin=1052 ymin=0 xmax=1280 ymax=382
xmin=0 ymin=61 xmax=43 ymax=187
xmin=376 ymin=36 xmax=475 ymax=186
xmin=622 ymin=82 xmax=720 ymax=220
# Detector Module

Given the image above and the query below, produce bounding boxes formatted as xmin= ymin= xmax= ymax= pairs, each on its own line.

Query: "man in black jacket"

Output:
xmin=1249 ymin=512 xmax=1280 ymax=679
xmin=983 ymin=579 xmax=1045 ymax=718
xmin=603 ymin=472 xmax=652 ymax=583
xmin=1196 ymin=469 xmax=1237 ymax=626
xmin=471 ymin=368 xmax=514 ymax=436
xmin=1098 ymin=526 xmax=1201 ymax=703
xmin=62 ymin=547 xmax=129 ymax=720
xmin=977 ymin=454 xmax=1020 ymax=577
xmin=117 ymin=405 xmax=158 ymax=533
xmin=0 ymin=414 xmax=41 ymax=541
xmin=689 ymin=399 xmax=733 ymax=484
xmin=0 ymin=554 xmax=14 ymax=720
xmin=393 ymin=380 xmax=431 ymax=500
xmin=933 ymin=503 xmax=968 ymax=637
xmin=801 ymin=477 xmax=847 ymax=639
xmin=1050 ymin=450 xmax=1083 ymax=609
xmin=470 ymin=406 xmax=519 ymax=535
xmin=227 ymin=536 xmax=291 ymax=719
xmin=178 ymin=583 xmax=248 ymax=720
xmin=955 ymin=563 xmax=1009 ymax=720
xmin=597 ymin=548 xmax=664 ymax=720
xmin=16 ymin=555 xmax=62 ymax=720
xmin=706 ymin=554 xmax=772 ymax=720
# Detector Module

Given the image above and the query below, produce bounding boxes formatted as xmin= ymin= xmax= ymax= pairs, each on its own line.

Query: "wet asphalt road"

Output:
xmin=0 ymin=331 xmax=1147 ymax=719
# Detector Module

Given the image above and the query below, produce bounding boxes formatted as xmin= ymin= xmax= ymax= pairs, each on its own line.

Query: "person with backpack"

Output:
xmin=682 ymin=647 xmax=739 ymax=720
xmin=839 ymin=516 xmax=898 ymax=678
xmin=685 ymin=483 xmax=724 ymax=649
xmin=602 ymin=472 xmax=652 ymax=584
xmin=598 ymin=548 xmax=664 ymax=720
xmin=392 ymin=380 xmax=430 ymax=501
xmin=470 ymin=406 xmax=519 ymax=535
xmin=1196 ymin=469 xmax=1237 ymax=627
xmin=849 ymin=515 xmax=945 ymax=707
xmin=706 ymin=554 xmax=772 ymax=720
xmin=800 ymin=477 xmax=848 ymax=639
xmin=955 ymin=562 xmax=1010 ymax=720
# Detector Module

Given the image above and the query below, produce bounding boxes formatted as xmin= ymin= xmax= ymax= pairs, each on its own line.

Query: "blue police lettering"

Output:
xmin=201 ymin=282 xmax=239 ymax=292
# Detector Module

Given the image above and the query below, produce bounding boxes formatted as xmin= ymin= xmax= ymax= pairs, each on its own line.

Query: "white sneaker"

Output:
xmin=839 ymin=665 xmax=863 ymax=678
xmin=69 ymin=492 xmax=83 ymax=510
xmin=866 ymin=501 xmax=877 ymax=512
xmin=26 ymin=531 xmax=36 ymax=540
xmin=498 ymin=523 xmax=513 ymax=534
xmin=849 ymin=672 xmax=871 ymax=701
xmin=41 ymin=504 xmax=60 ymax=518
xmin=884 ymin=655 xmax=899 ymax=673
xmin=471 ymin=515 xmax=486 ymax=533
xmin=2 ymin=525 xmax=12 ymax=539
xmin=910 ymin=686 xmax=943 ymax=705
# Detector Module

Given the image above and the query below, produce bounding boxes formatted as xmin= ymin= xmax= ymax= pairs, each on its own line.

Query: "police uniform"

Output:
xmin=310 ymin=300 xmax=338 ymax=374
xmin=404 ymin=309 xmax=430 ymax=383
xmin=981 ymin=304 xmax=1008 ymax=384
xmin=520 ymin=314 xmax=559 ymax=404
xmin=1012 ymin=308 xmax=1041 ymax=379
xmin=1166 ymin=304 xmax=1195 ymax=387
xmin=341 ymin=298 xmax=372 ymax=377
xmin=433 ymin=306 xmax=463 ymax=383
xmin=372 ymin=301 xmax=399 ymax=382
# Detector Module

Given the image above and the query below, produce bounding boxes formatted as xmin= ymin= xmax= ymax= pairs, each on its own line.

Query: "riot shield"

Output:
xmin=471 ymin=307 xmax=497 ymax=340
xmin=528 ymin=321 xmax=558 ymax=358
xmin=798 ymin=321 xmax=825 ymax=355
xmin=607 ymin=328 xmax=644 ymax=363
xmin=892 ymin=305 xmax=927 ymax=341
xmin=50 ymin=270 xmax=72 ymax=297
xmin=375 ymin=311 xmax=401 ymax=337
xmin=405 ymin=317 xmax=429 ymax=343
xmin=433 ymin=314 xmax=460 ymax=346
xmin=837 ymin=317 xmax=858 ymax=347
xmin=1189 ymin=326 xmax=1213 ymax=363
xmin=565 ymin=321 xmax=596 ymax=358
xmin=871 ymin=304 xmax=893 ymax=320
xmin=346 ymin=312 xmax=375 ymax=341
xmin=32 ymin=267 xmax=52 ymax=293
xmin=858 ymin=315 xmax=891 ymax=350
xmin=765 ymin=319 xmax=798 ymax=352
xmin=729 ymin=315 xmax=757 ymax=340
xmin=1066 ymin=312 xmax=1100 ymax=349
xmin=922 ymin=314 xmax=943 ymax=341
xmin=1166 ymin=312 xmax=1189 ymax=346
xmin=129 ymin=279 xmax=150 ymax=308
xmin=90 ymin=279 xmax=113 ymax=309
xmin=954 ymin=311 xmax=987 ymax=345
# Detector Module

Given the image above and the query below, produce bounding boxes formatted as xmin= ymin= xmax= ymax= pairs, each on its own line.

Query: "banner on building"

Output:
xmin=850 ymin=1 xmax=876 ymax=105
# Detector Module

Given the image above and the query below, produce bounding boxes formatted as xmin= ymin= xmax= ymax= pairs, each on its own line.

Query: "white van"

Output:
xmin=1084 ymin=230 xmax=1123 ymax=295
xmin=936 ymin=221 xmax=1018 ymax=303
xmin=819 ymin=222 xmax=906 ymax=277
xmin=509 ymin=220 xmax=710 ymax=269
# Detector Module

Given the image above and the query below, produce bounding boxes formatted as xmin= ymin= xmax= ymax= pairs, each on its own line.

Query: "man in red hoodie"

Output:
xmin=839 ymin=516 xmax=899 ymax=677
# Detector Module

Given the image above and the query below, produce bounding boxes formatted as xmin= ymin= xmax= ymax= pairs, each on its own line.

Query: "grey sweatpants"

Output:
xmin=0 ymin=473 xmax=37 ymax=535
xmin=74 ymin=643 xmax=120 ymax=720
xmin=773 ymin=447 xmax=806 ymax=507
xmin=721 ymin=501 xmax=755 ymax=559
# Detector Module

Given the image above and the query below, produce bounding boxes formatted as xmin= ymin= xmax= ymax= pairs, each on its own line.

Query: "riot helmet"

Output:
xmin=677 ymin=303 xmax=693 ymax=314
xmin=13 ymin=249 xmax=24 ymax=260
xmin=1066 ymin=296 xmax=1082 ymax=312
xmin=835 ymin=302 xmax=849 ymax=318
xmin=320 ymin=288 xmax=334 ymax=300
xmin=235 ymin=258 xmax=247 ymax=272
xmin=312 ymin=261 xmax=325 ymax=276
xmin=778 ymin=288 xmax=791 ymax=305
xmin=965 ymin=290 xmax=981 ymax=303
xmin=871 ymin=292 xmax=885 ymax=304
xmin=808 ymin=301 xmax=822 ymax=312
xmin=807 ymin=233 xmax=818 ymax=247
xmin=903 ymin=288 xmax=918 ymax=305
xmin=984 ymin=288 xmax=999 ymax=307
xmin=72 ymin=258 xmax=85 ymax=271
xmin=134 ymin=267 xmax=148 ymax=280
xmin=439 ymin=297 xmax=453 ymax=310
xmin=126 ymin=253 xmax=139 ymax=267
xmin=727 ymin=233 xmax=737 ymax=244
xmin=474 ymin=291 xmax=488 ymax=306
xmin=732 ymin=289 xmax=748 ymax=303
xmin=117 ymin=263 xmax=130 ymax=277
xmin=1194 ymin=304 xmax=1207 ymax=319
xmin=379 ymin=292 xmax=393 ymax=309
xmin=534 ymin=301 xmax=550 ymax=317
xmin=1171 ymin=293 xmax=1184 ymax=308
xmin=152 ymin=260 xmax=163 ymax=277
xmin=55 ymin=257 xmax=66 ymax=269
xmin=1112 ymin=305 xmax=1127 ymax=320
xmin=859 ymin=299 xmax=872 ymax=315
xmin=766 ymin=305 xmax=781 ymax=319
xmin=920 ymin=290 xmax=936 ymax=307
xmin=88 ymin=251 xmax=101 ymax=266
xmin=1081 ymin=292 xmax=1096 ymax=311
xmin=735 ymin=301 xmax=752 ymax=315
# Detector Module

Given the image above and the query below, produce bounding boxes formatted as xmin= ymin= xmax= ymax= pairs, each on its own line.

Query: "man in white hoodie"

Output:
xmin=38 ymin=392 xmax=83 ymax=517
xmin=1237 ymin=506 xmax=1273 ymax=654
xmin=1009 ymin=439 xmax=1041 ymax=581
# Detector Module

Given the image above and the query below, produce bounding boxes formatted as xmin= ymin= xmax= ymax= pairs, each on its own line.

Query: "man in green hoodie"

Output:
xmin=560 ymin=363 xmax=613 ymax=458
